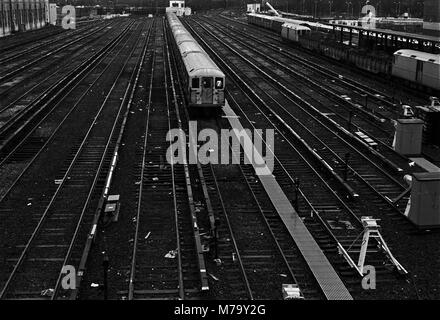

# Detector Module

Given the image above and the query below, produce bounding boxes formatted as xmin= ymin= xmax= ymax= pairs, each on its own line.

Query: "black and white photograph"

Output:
xmin=0 ymin=0 xmax=439 ymax=312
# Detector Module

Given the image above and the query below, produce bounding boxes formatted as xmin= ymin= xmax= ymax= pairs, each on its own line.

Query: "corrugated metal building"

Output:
xmin=1 ymin=0 xmax=48 ymax=37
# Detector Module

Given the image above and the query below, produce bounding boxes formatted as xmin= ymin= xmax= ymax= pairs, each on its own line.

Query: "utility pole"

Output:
xmin=314 ymin=0 xmax=318 ymax=18
xmin=9 ymin=0 xmax=15 ymax=32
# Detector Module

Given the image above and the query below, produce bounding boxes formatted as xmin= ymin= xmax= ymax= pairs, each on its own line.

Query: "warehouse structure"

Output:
xmin=0 ymin=0 xmax=48 ymax=37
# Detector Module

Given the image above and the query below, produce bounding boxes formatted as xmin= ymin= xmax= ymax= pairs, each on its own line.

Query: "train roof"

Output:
xmin=247 ymin=12 xmax=333 ymax=30
xmin=175 ymin=33 xmax=195 ymax=44
xmin=167 ymin=11 xmax=224 ymax=78
xmin=394 ymin=49 xmax=440 ymax=63
xmin=282 ymin=23 xmax=311 ymax=31
xmin=183 ymin=52 xmax=225 ymax=78
xmin=179 ymin=41 xmax=204 ymax=56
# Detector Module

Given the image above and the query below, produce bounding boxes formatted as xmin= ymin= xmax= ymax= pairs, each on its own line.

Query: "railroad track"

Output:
xmin=0 ymin=21 xmax=106 ymax=66
xmin=199 ymin=16 xmax=400 ymax=124
xmin=0 ymin=26 xmax=68 ymax=54
xmin=0 ymin=20 xmax=138 ymax=198
xmin=0 ymin=21 xmax=116 ymax=85
xmin=190 ymin=17 xmax=418 ymax=171
xmin=0 ymin=20 xmax=125 ymax=109
xmin=166 ymin=18 xmax=325 ymax=300
xmin=184 ymin=18 xmax=422 ymax=216
xmin=0 ymin=20 xmax=126 ymax=111
xmin=227 ymin=91 xmax=414 ymax=298
xmin=181 ymin=18 xmax=417 ymax=298
xmin=122 ymin=18 xmax=207 ymax=300
xmin=0 ymin=19 xmax=149 ymax=300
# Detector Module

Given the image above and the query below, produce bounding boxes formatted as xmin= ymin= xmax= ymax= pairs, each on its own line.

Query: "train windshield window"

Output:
xmin=192 ymin=78 xmax=200 ymax=88
xmin=215 ymin=78 xmax=224 ymax=89
xmin=202 ymin=78 xmax=212 ymax=88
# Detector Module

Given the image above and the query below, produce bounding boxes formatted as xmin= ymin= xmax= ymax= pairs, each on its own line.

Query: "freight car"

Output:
xmin=247 ymin=12 xmax=440 ymax=91
xmin=167 ymin=12 xmax=225 ymax=108
xmin=392 ymin=49 xmax=440 ymax=91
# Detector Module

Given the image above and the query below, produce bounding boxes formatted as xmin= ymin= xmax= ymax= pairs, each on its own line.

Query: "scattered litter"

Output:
xmin=40 ymin=288 xmax=54 ymax=297
xmin=279 ymin=274 xmax=287 ymax=278
xmin=135 ymin=181 xmax=141 ymax=185
xmin=144 ymin=232 xmax=151 ymax=240
xmin=232 ymin=253 xmax=237 ymax=262
xmin=409 ymin=161 xmax=415 ymax=167
xmin=132 ymin=217 xmax=137 ymax=222
xmin=202 ymin=234 xmax=212 ymax=240
xmin=90 ymin=283 xmax=100 ymax=288
xmin=165 ymin=249 xmax=178 ymax=259
xmin=27 ymin=202 xmax=32 ymax=206
xmin=152 ymin=177 xmax=159 ymax=181
xmin=54 ymin=179 xmax=63 ymax=185
xmin=208 ymin=273 xmax=219 ymax=281
xmin=340 ymin=220 xmax=355 ymax=230
xmin=214 ymin=258 xmax=222 ymax=266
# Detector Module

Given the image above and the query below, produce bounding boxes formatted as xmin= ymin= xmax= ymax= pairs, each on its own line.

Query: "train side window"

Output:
xmin=192 ymin=78 xmax=200 ymax=89
xmin=215 ymin=78 xmax=224 ymax=89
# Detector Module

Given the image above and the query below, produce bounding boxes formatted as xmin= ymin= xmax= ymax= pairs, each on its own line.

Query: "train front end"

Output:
xmin=188 ymin=69 xmax=225 ymax=108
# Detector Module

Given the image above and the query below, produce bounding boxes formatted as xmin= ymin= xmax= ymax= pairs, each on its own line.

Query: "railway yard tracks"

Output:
xmin=0 ymin=18 xmax=153 ymax=299
xmin=0 ymin=13 xmax=439 ymax=300
xmin=181 ymin=16 xmax=439 ymax=299
xmin=183 ymin=17 xmax=423 ymax=214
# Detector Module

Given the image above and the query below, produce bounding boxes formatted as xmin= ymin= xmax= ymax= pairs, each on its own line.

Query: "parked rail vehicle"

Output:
xmin=392 ymin=50 xmax=440 ymax=91
xmin=167 ymin=12 xmax=225 ymax=108
xmin=247 ymin=13 xmax=440 ymax=91
xmin=281 ymin=23 xmax=311 ymax=42
xmin=247 ymin=13 xmax=332 ymax=35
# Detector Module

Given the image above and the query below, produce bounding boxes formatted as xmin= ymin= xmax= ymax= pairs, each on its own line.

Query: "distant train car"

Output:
xmin=247 ymin=12 xmax=332 ymax=34
xmin=247 ymin=13 xmax=285 ymax=33
xmin=167 ymin=12 xmax=225 ymax=108
xmin=392 ymin=49 xmax=440 ymax=91
xmin=281 ymin=23 xmax=311 ymax=43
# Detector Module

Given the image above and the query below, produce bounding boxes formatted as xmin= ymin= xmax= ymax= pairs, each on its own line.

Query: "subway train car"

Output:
xmin=281 ymin=23 xmax=311 ymax=43
xmin=167 ymin=12 xmax=225 ymax=108
xmin=392 ymin=50 xmax=440 ymax=91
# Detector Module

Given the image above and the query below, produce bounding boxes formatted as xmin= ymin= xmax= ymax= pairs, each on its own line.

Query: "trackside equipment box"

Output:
xmin=406 ymin=172 xmax=440 ymax=228
xmin=393 ymin=119 xmax=424 ymax=155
